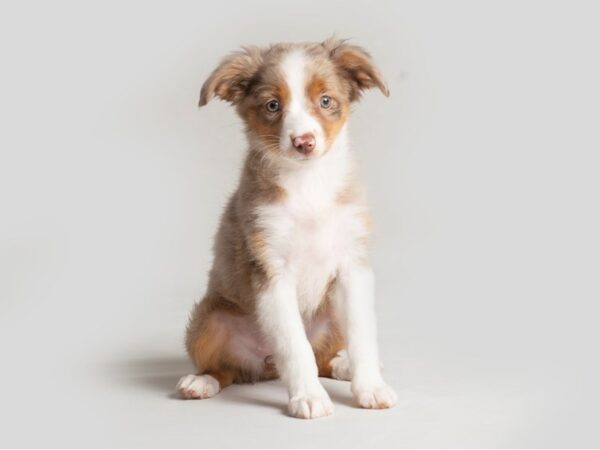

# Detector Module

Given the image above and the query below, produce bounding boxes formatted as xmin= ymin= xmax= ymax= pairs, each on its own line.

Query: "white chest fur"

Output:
xmin=256 ymin=141 xmax=369 ymax=316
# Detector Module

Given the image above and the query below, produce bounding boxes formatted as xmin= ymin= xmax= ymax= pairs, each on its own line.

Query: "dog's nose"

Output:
xmin=291 ymin=133 xmax=316 ymax=154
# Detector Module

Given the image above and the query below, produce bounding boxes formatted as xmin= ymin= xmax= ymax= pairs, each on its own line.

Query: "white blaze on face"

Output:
xmin=279 ymin=50 xmax=324 ymax=155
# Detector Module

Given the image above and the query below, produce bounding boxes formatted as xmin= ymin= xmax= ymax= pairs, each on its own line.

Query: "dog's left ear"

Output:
xmin=199 ymin=46 xmax=263 ymax=106
xmin=323 ymin=37 xmax=389 ymax=101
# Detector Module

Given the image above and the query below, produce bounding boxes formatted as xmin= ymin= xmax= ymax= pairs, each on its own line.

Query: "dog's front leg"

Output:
xmin=257 ymin=274 xmax=334 ymax=419
xmin=337 ymin=264 xmax=397 ymax=409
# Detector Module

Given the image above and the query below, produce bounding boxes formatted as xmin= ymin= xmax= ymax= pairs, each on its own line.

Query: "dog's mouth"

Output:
xmin=290 ymin=146 xmax=319 ymax=158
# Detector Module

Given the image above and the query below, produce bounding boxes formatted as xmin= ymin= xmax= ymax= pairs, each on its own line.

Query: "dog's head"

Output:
xmin=199 ymin=38 xmax=388 ymax=161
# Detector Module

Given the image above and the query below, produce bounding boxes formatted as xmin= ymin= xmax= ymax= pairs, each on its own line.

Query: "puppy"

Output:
xmin=177 ymin=37 xmax=397 ymax=419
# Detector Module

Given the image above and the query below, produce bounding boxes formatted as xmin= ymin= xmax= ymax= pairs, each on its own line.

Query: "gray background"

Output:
xmin=1 ymin=0 xmax=599 ymax=447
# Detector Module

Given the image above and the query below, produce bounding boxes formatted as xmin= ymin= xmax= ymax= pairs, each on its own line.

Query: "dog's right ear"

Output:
xmin=199 ymin=47 xmax=263 ymax=106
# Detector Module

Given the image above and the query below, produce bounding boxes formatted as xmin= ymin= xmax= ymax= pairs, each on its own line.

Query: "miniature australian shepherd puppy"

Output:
xmin=177 ymin=37 xmax=397 ymax=419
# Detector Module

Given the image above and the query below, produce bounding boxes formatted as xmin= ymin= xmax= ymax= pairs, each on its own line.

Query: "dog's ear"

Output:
xmin=199 ymin=47 xmax=263 ymax=106
xmin=323 ymin=37 xmax=389 ymax=101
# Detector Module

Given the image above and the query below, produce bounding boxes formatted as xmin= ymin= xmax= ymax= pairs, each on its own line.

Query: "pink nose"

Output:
xmin=291 ymin=133 xmax=316 ymax=154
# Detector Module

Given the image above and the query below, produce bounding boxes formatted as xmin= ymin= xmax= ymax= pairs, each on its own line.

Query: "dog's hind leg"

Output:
xmin=178 ymin=295 xmax=270 ymax=399
xmin=323 ymin=349 xmax=352 ymax=381
xmin=308 ymin=307 xmax=349 ymax=380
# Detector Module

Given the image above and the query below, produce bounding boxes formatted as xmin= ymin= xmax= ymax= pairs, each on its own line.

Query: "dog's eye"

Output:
xmin=320 ymin=95 xmax=332 ymax=109
xmin=265 ymin=100 xmax=280 ymax=112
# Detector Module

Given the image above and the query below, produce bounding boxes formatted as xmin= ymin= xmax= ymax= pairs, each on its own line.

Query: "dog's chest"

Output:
xmin=257 ymin=167 xmax=366 ymax=315
xmin=260 ymin=203 xmax=346 ymax=314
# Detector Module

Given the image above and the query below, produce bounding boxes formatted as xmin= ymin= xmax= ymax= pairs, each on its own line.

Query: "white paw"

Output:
xmin=352 ymin=381 xmax=397 ymax=409
xmin=330 ymin=349 xmax=352 ymax=381
xmin=176 ymin=374 xmax=220 ymax=399
xmin=288 ymin=388 xmax=334 ymax=419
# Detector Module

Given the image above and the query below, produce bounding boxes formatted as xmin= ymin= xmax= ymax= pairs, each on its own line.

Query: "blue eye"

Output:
xmin=320 ymin=96 xmax=332 ymax=108
xmin=266 ymin=100 xmax=280 ymax=112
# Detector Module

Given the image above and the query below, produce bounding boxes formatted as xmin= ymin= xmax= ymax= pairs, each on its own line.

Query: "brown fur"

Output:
xmin=306 ymin=74 xmax=350 ymax=147
xmin=185 ymin=38 xmax=386 ymax=389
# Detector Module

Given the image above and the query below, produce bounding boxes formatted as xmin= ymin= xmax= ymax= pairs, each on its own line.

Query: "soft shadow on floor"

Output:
xmin=106 ymin=354 xmax=355 ymax=412
xmin=105 ymin=354 xmax=286 ymax=411
xmin=107 ymin=354 xmax=194 ymax=396
xmin=322 ymin=379 xmax=356 ymax=408
xmin=218 ymin=381 xmax=287 ymax=413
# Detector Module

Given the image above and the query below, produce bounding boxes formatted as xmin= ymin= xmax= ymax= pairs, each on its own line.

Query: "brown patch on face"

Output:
xmin=238 ymin=77 xmax=290 ymax=153
xmin=305 ymin=74 xmax=350 ymax=148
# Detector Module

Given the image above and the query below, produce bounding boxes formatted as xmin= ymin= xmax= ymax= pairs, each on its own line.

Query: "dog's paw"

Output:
xmin=330 ymin=349 xmax=352 ymax=381
xmin=176 ymin=374 xmax=220 ymax=399
xmin=288 ymin=389 xmax=334 ymax=419
xmin=352 ymin=381 xmax=397 ymax=409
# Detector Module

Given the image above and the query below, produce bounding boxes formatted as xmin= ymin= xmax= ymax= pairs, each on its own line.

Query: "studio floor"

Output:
xmin=1 ymin=292 xmax=596 ymax=448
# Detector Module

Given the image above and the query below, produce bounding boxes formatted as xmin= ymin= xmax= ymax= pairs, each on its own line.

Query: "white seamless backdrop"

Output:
xmin=0 ymin=0 xmax=599 ymax=447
